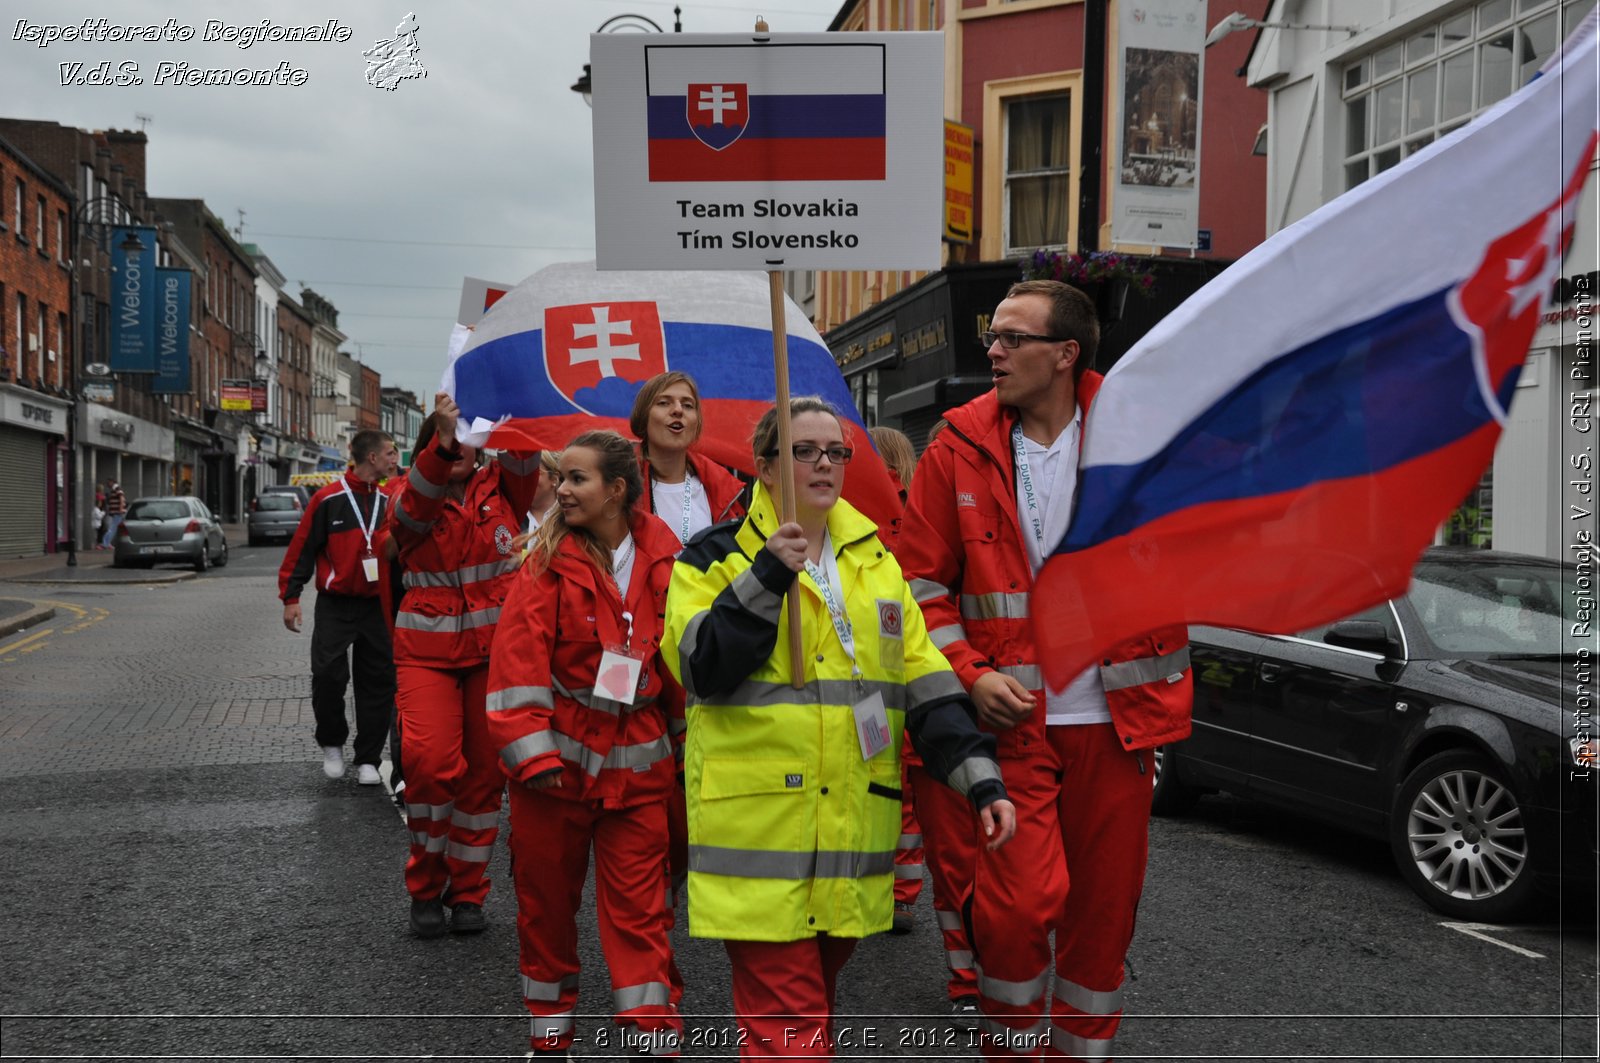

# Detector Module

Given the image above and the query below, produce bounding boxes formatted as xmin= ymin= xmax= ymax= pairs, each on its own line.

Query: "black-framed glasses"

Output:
xmin=764 ymin=444 xmax=854 ymax=465
xmin=979 ymin=330 xmax=1065 ymax=349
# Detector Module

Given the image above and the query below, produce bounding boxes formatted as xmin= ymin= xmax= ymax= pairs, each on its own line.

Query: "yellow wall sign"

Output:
xmin=944 ymin=120 xmax=974 ymax=244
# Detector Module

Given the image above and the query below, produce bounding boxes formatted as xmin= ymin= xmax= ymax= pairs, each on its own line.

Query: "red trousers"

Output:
xmin=396 ymin=663 xmax=502 ymax=906
xmin=972 ymin=723 xmax=1151 ymax=1061
xmin=893 ymin=759 xmax=924 ymax=908
xmin=724 ymin=935 xmax=857 ymax=1059
xmin=907 ymin=762 xmax=980 ymax=1001
xmin=509 ymin=786 xmax=681 ymax=1056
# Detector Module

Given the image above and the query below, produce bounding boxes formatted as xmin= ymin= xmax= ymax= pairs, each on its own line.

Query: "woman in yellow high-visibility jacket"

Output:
xmin=661 ymin=396 xmax=1017 ymax=1060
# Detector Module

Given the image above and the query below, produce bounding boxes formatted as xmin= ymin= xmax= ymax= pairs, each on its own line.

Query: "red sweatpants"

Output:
xmin=893 ymin=758 xmax=925 ymax=908
xmin=396 ymin=663 xmax=502 ymax=906
xmin=509 ymin=785 xmax=681 ymax=1056
xmin=972 ymin=723 xmax=1151 ymax=1061
xmin=907 ymin=762 xmax=980 ymax=1001
xmin=724 ymin=935 xmax=857 ymax=1059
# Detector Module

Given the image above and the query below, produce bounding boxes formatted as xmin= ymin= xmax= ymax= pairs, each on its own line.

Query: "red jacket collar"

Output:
xmin=943 ymin=370 xmax=1105 ymax=469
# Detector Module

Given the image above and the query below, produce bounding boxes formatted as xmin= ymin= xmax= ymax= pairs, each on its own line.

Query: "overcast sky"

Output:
xmin=1 ymin=0 xmax=848 ymax=407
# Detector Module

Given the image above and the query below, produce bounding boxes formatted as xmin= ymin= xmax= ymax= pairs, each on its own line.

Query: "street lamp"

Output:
xmin=571 ymin=8 xmax=682 ymax=106
xmin=1203 ymin=11 xmax=1358 ymax=48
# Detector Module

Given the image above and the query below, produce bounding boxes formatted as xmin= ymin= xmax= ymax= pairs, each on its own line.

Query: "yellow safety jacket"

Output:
xmin=662 ymin=482 xmax=1003 ymax=942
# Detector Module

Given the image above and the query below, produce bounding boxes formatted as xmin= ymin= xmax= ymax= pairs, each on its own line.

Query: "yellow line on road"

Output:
xmin=0 ymin=626 xmax=56 ymax=661
xmin=35 ymin=600 xmax=109 ymax=635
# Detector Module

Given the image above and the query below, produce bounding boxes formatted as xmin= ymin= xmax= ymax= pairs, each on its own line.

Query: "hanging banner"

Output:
xmin=251 ymin=380 xmax=269 ymax=413
xmin=589 ymin=31 xmax=944 ymax=270
xmin=1111 ymin=0 xmax=1205 ymax=248
xmin=150 ymin=268 xmax=192 ymax=395
xmin=108 ymin=225 xmax=159 ymax=372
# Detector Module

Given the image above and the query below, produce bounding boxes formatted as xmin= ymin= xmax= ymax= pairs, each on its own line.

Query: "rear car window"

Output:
xmin=257 ymin=495 xmax=300 ymax=512
xmin=128 ymin=501 xmax=190 ymax=521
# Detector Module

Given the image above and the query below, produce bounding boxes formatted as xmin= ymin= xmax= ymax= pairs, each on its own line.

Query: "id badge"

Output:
xmin=595 ymin=644 xmax=645 ymax=706
xmin=361 ymin=553 xmax=379 ymax=583
xmin=852 ymin=690 xmax=892 ymax=761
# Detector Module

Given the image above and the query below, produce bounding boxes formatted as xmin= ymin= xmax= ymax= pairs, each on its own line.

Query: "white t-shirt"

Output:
xmin=652 ymin=475 xmax=714 ymax=549
xmin=611 ymin=532 xmax=637 ymax=600
xmin=1015 ymin=416 xmax=1111 ymax=727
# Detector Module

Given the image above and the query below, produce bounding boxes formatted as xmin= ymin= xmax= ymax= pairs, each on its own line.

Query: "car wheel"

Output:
xmin=1150 ymin=745 xmax=1201 ymax=816
xmin=1389 ymin=750 xmax=1538 ymax=922
xmin=215 ymin=539 xmax=229 ymax=567
xmin=194 ymin=543 xmax=210 ymax=573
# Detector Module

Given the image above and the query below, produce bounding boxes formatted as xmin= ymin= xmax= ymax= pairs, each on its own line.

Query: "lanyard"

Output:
xmin=655 ymin=469 xmax=698 ymax=547
xmin=803 ymin=531 xmax=861 ymax=678
xmin=1011 ymin=424 xmax=1045 ymax=554
xmin=339 ymin=478 xmax=382 ymax=555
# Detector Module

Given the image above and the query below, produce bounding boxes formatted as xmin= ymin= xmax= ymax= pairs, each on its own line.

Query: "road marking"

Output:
xmin=0 ymin=602 xmax=110 ymax=662
xmin=0 ymin=627 xmax=56 ymax=661
xmin=1441 ymin=921 xmax=1547 ymax=958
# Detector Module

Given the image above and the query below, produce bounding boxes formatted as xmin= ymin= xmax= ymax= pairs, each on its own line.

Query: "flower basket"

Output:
xmin=1020 ymin=249 xmax=1156 ymax=327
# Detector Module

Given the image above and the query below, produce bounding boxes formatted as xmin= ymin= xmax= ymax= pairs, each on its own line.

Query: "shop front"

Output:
xmin=0 ymin=385 xmax=72 ymax=559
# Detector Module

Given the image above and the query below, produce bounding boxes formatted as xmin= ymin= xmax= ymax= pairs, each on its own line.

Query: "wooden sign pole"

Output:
xmin=768 ymin=270 xmax=805 ymax=690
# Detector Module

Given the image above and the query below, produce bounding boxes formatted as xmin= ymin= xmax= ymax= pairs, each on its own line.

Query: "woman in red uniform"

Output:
xmin=390 ymin=392 xmax=539 ymax=938
xmin=487 ymin=430 xmax=684 ymax=1058
xmin=631 ymin=371 xmax=746 ymax=548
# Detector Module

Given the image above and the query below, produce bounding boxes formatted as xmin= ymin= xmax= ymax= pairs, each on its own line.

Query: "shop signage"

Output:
xmin=251 ymin=380 xmax=269 ymax=413
xmin=220 ymin=379 xmax=253 ymax=411
xmin=901 ymin=318 xmax=947 ymax=360
xmin=151 ymin=267 xmax=193 ymax=395
xmin=83 ymin=381 xmax=115 ymax=404
xmin=0 ymin=386 xmax=70 ymax=433
xmin=944 ymin=120 xmax=974 ymax=244
xmin=109 ymin=225 xmax=159 ymax=373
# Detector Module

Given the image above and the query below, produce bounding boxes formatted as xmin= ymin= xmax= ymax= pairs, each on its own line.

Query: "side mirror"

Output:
xmin=1324 ymin=620 xmax=1397 ymax=657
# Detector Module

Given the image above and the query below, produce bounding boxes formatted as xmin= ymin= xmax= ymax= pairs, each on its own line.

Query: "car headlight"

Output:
xmin=1572 ymin=736 xmax=1597 ymax=770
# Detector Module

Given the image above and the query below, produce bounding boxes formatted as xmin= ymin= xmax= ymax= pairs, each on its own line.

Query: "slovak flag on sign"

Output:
xmin=1030 ymin=15 xmax=1599 ymax=688
xmin=646 ymin=42 xmax=887 ymax=182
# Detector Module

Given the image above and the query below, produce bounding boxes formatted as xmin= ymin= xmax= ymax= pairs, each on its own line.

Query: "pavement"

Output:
xmin=0 ymin=522 xmax=245 ymax=636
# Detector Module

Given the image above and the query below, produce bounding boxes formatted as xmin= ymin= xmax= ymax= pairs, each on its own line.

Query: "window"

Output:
xmin=56 ymin=211 xmax=65 ymax=262
xmin=35 ymin=300 xmax=46 ymax=382
xmin=1004 ymin=93 xmax=1073 ymax=252
xmin=35 ymin=195 xmax=45 ymax=249
xmin=1444 ymin=467 xmax=1494 ymax=547
xmin=15 ymin=293 xmax=24 ymax=374
xmin=13 ymin=178 xmax=22 ymax=236
xmin=1343 ymin=0 xmax=1594 ymax=186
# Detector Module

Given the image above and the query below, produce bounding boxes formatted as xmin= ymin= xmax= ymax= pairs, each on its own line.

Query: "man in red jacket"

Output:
xmin=900 ymin=280 xmax=1193 ymax=1061
xmin=279 ymin=430 xmax=402 ymax=785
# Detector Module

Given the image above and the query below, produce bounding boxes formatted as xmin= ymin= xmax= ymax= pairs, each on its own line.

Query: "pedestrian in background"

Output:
xmin=101 ymin=480 xmax=126 ymax=548
xmin=389 ymin=392 xmax=538 ymax=938
xmin=278 ymin=429 xmax=402 ymax=786
xmin=900 ymin=280 xmax=1193 ymax=1060
xmin=661 ymin=396 xmax=1016 ymax=1060
xmin=487 ymin=430 xmax=684 ymax=1058
xmin=525 ymin=449 xmax=561 ymax=532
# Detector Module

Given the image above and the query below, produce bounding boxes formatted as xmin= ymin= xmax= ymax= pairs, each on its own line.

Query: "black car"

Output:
xmin=1154 ymin=548 xmax=1592 ymax=922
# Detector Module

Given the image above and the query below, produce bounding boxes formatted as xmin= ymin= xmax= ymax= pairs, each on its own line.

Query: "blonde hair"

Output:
xmin=525 ymin=431 xmax=643 ymax=575
xmin=868 ymin=425 xmax=916 ymax=488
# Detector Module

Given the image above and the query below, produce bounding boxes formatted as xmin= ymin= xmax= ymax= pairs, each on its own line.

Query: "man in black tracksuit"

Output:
xmin=278 ymin=430 xmax=401 ymax=785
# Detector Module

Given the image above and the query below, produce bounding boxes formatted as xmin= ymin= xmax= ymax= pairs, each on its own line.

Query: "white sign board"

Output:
xmin=591 ymin=32 xmax=944 ymax=271
xmin=1111 ymin=0 xmax=1205 ymax=249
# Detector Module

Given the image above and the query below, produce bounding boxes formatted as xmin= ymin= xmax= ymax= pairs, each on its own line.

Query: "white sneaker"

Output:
xmin=357 ymin=763 xmax=382 ymax=786
xmin=321 ymin=747 xmax=345 ymax=779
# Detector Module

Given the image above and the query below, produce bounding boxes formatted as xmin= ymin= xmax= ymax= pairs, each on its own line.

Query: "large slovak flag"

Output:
xmin=446 ymin=261 xmax=902 ymax=529
xmin=1033 ymin=17 xmax=1599 ymax=689
xmin=645 ymin=42 xmax=886 ymax=182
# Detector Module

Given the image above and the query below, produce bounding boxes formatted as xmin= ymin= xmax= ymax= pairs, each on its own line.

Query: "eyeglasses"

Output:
xmin=979 ymin=330 xmax=1065 ymax=349
xmin=764 ymin=444 xmax=854 ymax=465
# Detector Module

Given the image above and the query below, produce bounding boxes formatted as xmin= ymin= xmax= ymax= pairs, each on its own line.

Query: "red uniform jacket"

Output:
xmin=389 ymin=446 xmax=539 ymax=668
xmin=485 ymin=510 xmax=684 ymax=806
xmin=279 ymin=472 xmax=389 ymax=602
xmin=638 ymin=449 xmax=748 ymax=530
xmin=899 ymin=376 xmax=1193 ymax=755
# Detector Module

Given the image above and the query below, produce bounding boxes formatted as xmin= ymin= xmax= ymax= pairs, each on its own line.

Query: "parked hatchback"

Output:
xmin=248 ymin=492 xmax=304 ymax=546
xmin=112 ymin=496 xmax=229 ymax=572
xmin=1155 ymin=548 xmax=1592 ymax=922
xmin=258 ymin=483 xmax=313 ymax=508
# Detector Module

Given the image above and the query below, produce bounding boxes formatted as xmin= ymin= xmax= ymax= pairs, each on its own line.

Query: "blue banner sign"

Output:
xmin=109 ymin=225 xmax=158 ymax=372
xmin=150 ymin=267 xmax=192 ymax=394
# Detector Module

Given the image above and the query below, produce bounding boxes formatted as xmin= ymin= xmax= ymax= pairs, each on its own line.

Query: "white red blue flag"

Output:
xmin=446 ymin=261 xmax=903 ymax=528
xmin=645 ymin=42 xmax=886 ymax=182
xmin=1033 ymin=17 xmax=1599 ymax=688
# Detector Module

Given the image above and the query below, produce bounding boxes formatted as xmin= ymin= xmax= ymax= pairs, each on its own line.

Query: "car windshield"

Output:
xmin=127 ymin=501 xmax=190 ymax=521
xmin=257 ymin=495 xmax=299 ymax=512
xmin=1406 ymin=558 xmax=1571 ymax=656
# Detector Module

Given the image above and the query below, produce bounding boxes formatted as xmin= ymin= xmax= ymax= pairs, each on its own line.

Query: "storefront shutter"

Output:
xmin=0 ymin=426 xmax=47 ymax=559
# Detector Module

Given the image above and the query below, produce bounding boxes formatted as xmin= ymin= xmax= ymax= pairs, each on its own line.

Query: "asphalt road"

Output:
xmin=0 ymin=544 xmax=1594 ymax=1061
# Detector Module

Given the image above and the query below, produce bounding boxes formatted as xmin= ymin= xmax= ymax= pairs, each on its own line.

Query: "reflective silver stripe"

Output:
xmin=409 ymin=466 xmax=447 ymax=499
xmin=730 ymin=565 xmax=784 ymax=624
xmin=485 ymin=686 xmax=552 ymax=713
xmin=446 ymin=840 xmax=492 ymax=862
xmin=907 ymin=670 xmax=964 ymax=707
xmin=556 ymin=677 xmax=657 ymax=717
xmin=696 ymin=679 xmax=906 ymax=711
xmin=979 ymin=1017 xmax=1051 ymax=1055
xmin=613 ymin=981 xmax=672 ymax=1011
xmin=402 ymin=559 xmax=518 ymax=589
xmin=394 ymin=606 xmax=503 ymax=633
xmin=552 ymin=677 xmax=594 ymax=705
xmin=894 ymin=864 xmax=923 ymax=880
xmin=405 ymin=801 xmax=453 ymax=821
xmin=408 ymin=831 xmax=447 ymax=853
xmin=689 ymin=845 xmax=895 ymax=880
xmin=677 ymin=610 xmax=710 ymax=697
xmin=947 ymin=949 xmax=974 ymax=971
xmin=554 ymin=731 xmax=673 ymax=777
xmin=929 ymin=623 xmax=966 ymax=649
xmin=529 ymin=1012 xmax=575 ymax=1039
xmin=1053 ymin=976 xmax=1124 ymax=1016
xmin=945 ymin=756 xmax=1002 ymax=797
xmin=910 ymin=578 xmax=950 ymax=603
xmin=499 ymin=452 xmax=538 ymax=475
xmin=499 ymin=731 xmax=559 ymax=771
xmin=935 ymin=909 xmax=964 ymax=930
xmin=522 ymin=973 xmax=580 ymax=1002
xmin=998 ymin=663 xmax=1043 ymax=690
xmin=976 ymin=963 xmax=1051 ymax=1007
xmin=1100 ymin=646 xmax=1191 ymax=692
xmin=897 ymin=833 xmax=923 ymax=848
xmin=960 ymin=591 xmax=1029 ymax=621
xmin=394 ymin=501 xmax=433 ymax=534
xmin=451 ymin=809 xmax=499 ymax=830
xmin=1050 ymin=1025 xmax=1115 ymax=1062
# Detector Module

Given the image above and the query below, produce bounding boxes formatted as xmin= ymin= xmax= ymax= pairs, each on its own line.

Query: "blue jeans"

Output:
xmin=101 ymin=513 xmax=124 ymax=546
